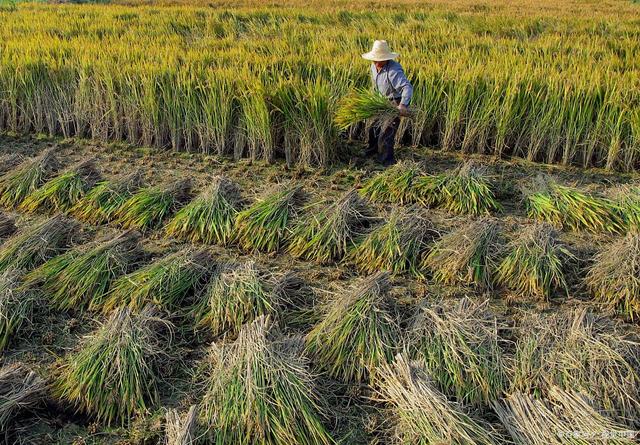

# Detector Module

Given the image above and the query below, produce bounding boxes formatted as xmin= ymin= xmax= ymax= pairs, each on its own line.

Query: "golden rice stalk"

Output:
xmin=334 ymin=88 xmax=399 ymax=131
xmin=0 ymin=148 xmax=59 ymax=208
xmin=0 ymin=363 xmax=45 ymax=432
xmin=359 ymin=161 xmax=423 ymax=204
xmin=374 ymin=354 xmax=503 ymax=445
xmin=165 ymin=406 xmax=198 ymax=445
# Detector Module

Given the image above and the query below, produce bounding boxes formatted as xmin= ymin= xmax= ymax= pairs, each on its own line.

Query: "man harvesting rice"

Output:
xmin=362 ymin=40 xmax=413 ymax=166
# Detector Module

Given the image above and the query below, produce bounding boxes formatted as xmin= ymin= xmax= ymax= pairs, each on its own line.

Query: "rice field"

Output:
xmin=1 ymin=0 xmax=640 ymax=443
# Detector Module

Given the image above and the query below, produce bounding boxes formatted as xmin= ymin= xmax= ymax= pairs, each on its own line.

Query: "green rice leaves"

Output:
xmin=334 ymin=88 xmax=399 ymax=131
xmin=0 ymin=269 xmax=38 ymax=352
xmin=25 ymin=231 xmax=142 ymax=311
xmin=202 ymin=316 xmax=333 ymax=445
xmin=234 ymin=184 xmax=303 ymax=253
xmin=288 ymin=189 xmax=374 ymax=263
xmin=496 ymin=224 xmax=571 ymax=300
xmin=55 ymin=306 xmax=171 ymax=426
xmin=19 ymin=158 xmax=101 ymax=214
xmin=0 ymin=148 xmax=59 ymax=208
xmin=165 ymin=175 xmax=241 ymax=245
xmin=305 ymin=272 xmax=398 ymax=383
xmin=359 ymin=161 xmax=423 ymax=204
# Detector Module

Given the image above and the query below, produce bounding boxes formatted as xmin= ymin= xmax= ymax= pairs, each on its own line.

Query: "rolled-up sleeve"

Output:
xmin=389 ymin=66 xmax=414 ymax=106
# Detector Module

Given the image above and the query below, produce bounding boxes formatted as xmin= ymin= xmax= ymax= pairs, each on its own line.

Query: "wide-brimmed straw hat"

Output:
xmin=361 ymin=40 xmax=399 ymax=61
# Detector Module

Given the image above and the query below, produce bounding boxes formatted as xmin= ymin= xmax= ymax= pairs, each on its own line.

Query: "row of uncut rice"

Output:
xmin=1 ymin=4 xmax=639 ymax=170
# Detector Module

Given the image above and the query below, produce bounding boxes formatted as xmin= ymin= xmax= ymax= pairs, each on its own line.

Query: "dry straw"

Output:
xmin=0 ymin=213 xmax=16 ymax=239
xmin=0 ymin=148 xmax=59 ymax=208
xmin=305 ymin=272 xmax=398 ymax=383
xmin=0 ymin=363 xmax=45 ymax=432
xmin=407 ymin=298 xmax=506 ymax=406
xmin=165 ymin=406 xmax=198 ymax=445
xmin=0 ymin=269 xmax=38 ymax=352
xmin=374 ymin=354 xmax=503 ymax=445
xmin=202 ymin=316 xmax=333 ymax=445
xmin=0 ymin=153 xmax=24 ymax=176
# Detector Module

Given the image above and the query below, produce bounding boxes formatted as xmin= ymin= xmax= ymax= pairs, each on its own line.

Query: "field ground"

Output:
xmin=1 ymin=132 xmax=639 ymax=444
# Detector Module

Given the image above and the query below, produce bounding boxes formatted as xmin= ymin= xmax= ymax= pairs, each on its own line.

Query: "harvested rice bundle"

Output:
xmin=334 ymin=88 xmax=399 ymax=131
xmin=359 ymin=161 xmax=423 ymax=204
xmin=202 ymin=316 xmax=333 ymax=445
xmin=375 ymin=355 xmax=502 ymax=445
xmin=115 ymin=179 xmax=192 ymax=231
xmin=0 ymin=153 xmax=24 ymax=176
xmin=422 ymin=219 xmax=501 ymax=288
xmin=414 ymin=162 xmax=500 ymax=215
xmin=348 ymin=211 xmax=433 ymax=277
xmin=0 ymin=269 xmax=38 ymax=352
xmin=0 ymin=363 xmax=45 ymax=432
xmin=193 ymin=261 xmax=274 ymax=336
xmin=0 ymin=148 xmax=59 ymax=208
xmin=165 ymin=176 xmax=242 ymax=245
xmin=25 ymin=231 xmax=142 ymax=311
xmin=0 ymin=215 xmax=76 ymax=273
xmin=525 ymin=176 xmax=623 ymax=233
xmin=289 ymin=190 xmax=374 ymax=263
xmin=270 ymin=272 xmax=317 ymax=329
xmin=19 ymin=158 xmax=100 ymax=214
xmin=234 ymin=184 xmax=304 ymax=253
xmin=495 ymin=387 xmax=636 ymax=445
xmin=165 ymin=406 xmax=198 ymax=445
xmin=609 ymin=183 xmax=640 ymax=231
xmin=408 ymin=298 xmax=506 ymax=406
xmin=496 ymin=224 xmax=571 ymax=300
xmin=55 ymin=306 xmax=171 ymax=426
xmin=586 ymin=233 xmax=640 ymax=320
xmin=102 ymin=248 xmax=213 ymax=313
xmin=306 ymin=272 xmax=398 ymax=383
xmin=70 ymin=171 xmax=143 ymax=225
xmin=0 ymin=213 xmax=16 ymax=239
xmin=509 ymin=308 xmax=640 ymax=425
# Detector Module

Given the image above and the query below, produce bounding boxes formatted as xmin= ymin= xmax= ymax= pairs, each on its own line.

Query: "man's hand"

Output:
xmin=398 ymin=104 xmax=410 ymax=117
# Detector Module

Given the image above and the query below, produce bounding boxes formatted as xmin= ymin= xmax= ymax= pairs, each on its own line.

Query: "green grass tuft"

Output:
xmin=25 ymin=231 xmax=142 ymax=311
xmin=288 ymin=189 xmax=374 ymax=263
xmin=234 ymin=184 xmax=304 ymax=253
xmin=101 ymin=247 xmax=213 ymax=313
xmin=0 ymin=215 xmax=76 ymax=273
xmin=70 ymin=171 xmax=143 ymax=225
xmin=0 ymin=269 xmax=38 ymax=352
xmin=115 ymin=179 xmax=191 ymax=231
xmin=334 ymin=88 xmax=399 ymax=131
xmin=0 ymin=148 xmax=59 ymax=208
xmin=55 ymin=306 xmax=171 ymax=426
xmin=305 ymin=272 xmax=398 ymax=383
xmin=422 ymin=219 xmax=501 ymax=288
xmin=408 ymin=298 xmax=506 ymax=406
xmin=348 ymin=211 xmax=433 ymax=277
xmin=496 ymin=224 xmax=571 ymax=300
xmin=359 ymin=161 xmax=423 ymax=204
xmin=165 ymin=175 xmax=241 ymax=245
xmin=202 ymin=316 xmax=333 ymax=445
xmin=0 ymin=363 xmax=45 ymax=432
xmin=19 ymin=158 xmax=100 ymax=214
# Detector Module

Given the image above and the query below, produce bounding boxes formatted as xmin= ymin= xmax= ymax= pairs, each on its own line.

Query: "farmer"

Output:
xmin=362 ymin=40 xmax=413 ymax=166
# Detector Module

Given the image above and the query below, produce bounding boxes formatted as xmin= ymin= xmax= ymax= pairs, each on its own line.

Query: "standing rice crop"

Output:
xmin=0 ymin=363 xmax=45 ymax=432
xmin=421 ymin=219 xmax=501 ymax=288
xmin=586 ymin=233 xmax=640 ymax=320
xmin=19 ymin=158 xmax=101 ymax=214
xmin=25 ymin=231 xmax=142 ymax=311
xmin=55 ymin=306 xmax=171 ymax=426
xmin=115 ymin=179 xmax=192 ymax=231
xmin=165 ymin=406 xmax=198 ymax=445
xmin=0 ymin=148 xmax=59 ymax=208
xmin=525 ymin=176 xmax=623 ymax=233
xmin=494 ymin=387 xmax=636 ymax=445
xmin=509 ymin=308 xmax=640 ymax=426
xmin=70 ymin=171 xmax=143 ymax=225
xmin=374 ymin=354 xmax=502 ymax=445
xmin=496 ymin=224 xmax=571 ymax=300
xmin=305 ymin=272 xmax=398 ymax=383
xmin=193 ymin=261 xmax=274 ymax=336
xmin=165 ymin=175 xmax=241 ymax=245
xmin=234 ymin=184 xmax=304 ymax=253
xmin=359 ymin=161 xmax=423 ymax=204
xmin=334 ymin=88 xmax=399 ymax=131
xmin=0 ymin=215 xmax=76 ymax=273
xmin=348 ymin=211 xmax=433 ymax=277
xmin=101 ymin=248 xmax=213 ymax=313
xmin=0 ymin=269 xmax=38 ymax=352
xmin=407 ymin=298 xmax=506 ymax=406
xmin=288 ymin=190 xmax=374 ymax=263
xmin=0 ymin=213 xmax=16 ymax=239
xmin=413 ymin=162 xmax=500 ymax=215
xmin=202 ymin=316 xmax=333 ymax=445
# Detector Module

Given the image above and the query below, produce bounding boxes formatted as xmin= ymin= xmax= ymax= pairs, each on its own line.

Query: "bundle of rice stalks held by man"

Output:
xmin=202 ymin=316 xmax=333 ymax=445
xmin=0 ymin=148 xmax=59 ymax=208
xmin=0 ymin=269 xmax=38 ymax=352
xmin=165 ymin=175 xmax=242 ymax=246
xmin=19 ymin=158 xmax=100 ymax=214
xmin=334 ymin=88 xmax=402 ymax=131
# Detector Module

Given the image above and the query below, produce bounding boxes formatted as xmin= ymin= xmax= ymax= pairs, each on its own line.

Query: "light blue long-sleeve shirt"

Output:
xmin=370 ymin=60 xmax=414 ymax=106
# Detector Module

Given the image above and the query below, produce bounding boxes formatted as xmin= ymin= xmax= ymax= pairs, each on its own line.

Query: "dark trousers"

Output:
xmin=367 ymin=116 xmax=400 ymax=164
